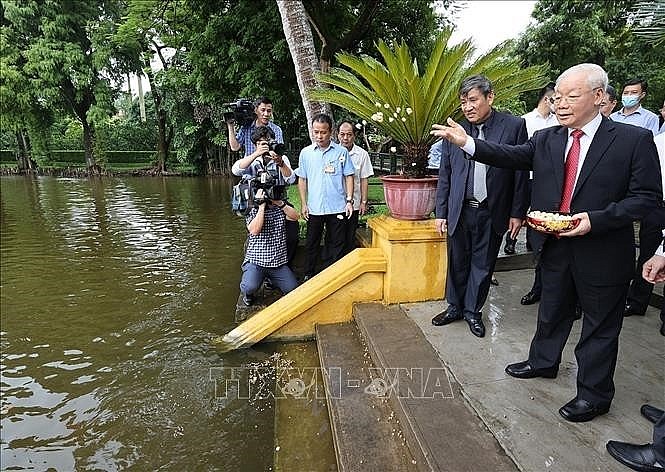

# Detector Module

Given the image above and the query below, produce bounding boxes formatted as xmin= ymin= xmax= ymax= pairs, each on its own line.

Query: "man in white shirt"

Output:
xmin=337 ymin=120 xmax=374 ymax=254
xmin=522 ymin=82 xmax=558 ymax=137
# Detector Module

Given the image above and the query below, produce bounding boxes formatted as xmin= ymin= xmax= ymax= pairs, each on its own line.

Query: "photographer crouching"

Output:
xmin=231 ymin=125 xmax=299 ymax=269
xmin=235 ymin=126 xmax=300 ymax=305
xmin=240 ymin=186 xmax=299 ymax=306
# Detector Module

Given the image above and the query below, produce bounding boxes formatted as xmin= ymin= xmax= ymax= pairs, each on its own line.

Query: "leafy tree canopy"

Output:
xmin=515 ymin=0 xmax=664 ymax=112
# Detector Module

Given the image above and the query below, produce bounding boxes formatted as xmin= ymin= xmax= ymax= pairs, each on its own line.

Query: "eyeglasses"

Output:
xmin=549 ymin=87 xmax=603 ymax=105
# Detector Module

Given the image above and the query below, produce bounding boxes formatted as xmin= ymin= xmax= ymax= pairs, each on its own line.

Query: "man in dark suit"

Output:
xmin=432 ymin=63 xmax=662 ymax=422
xmin=431 ymin=75 xmax=529 ymax=338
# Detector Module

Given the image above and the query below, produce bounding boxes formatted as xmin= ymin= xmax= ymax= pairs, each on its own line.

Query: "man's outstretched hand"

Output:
xmin=431 ymin=118 xmax=469 ymax=147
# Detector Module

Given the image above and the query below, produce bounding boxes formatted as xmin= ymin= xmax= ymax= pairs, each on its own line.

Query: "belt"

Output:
xmin=464 ymin=199 xmax=486 ymax=208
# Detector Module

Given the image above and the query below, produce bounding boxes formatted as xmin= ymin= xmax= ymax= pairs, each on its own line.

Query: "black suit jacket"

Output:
xmin=474 ymin=116 xmax=663 ymax=285
xmin=435 ymin=110 xmax=529 ymax=236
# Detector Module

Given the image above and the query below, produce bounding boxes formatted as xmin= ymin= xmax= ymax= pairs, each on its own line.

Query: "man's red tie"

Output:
xmin=559 ymin=129 xmax=584 ymax=213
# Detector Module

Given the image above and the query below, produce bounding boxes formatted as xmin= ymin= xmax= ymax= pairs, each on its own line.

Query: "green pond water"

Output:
xmin=0 ymin=176 xmax=334 ymax=471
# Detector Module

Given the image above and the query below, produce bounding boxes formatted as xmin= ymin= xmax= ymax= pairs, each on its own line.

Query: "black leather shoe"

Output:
xmin=624 ymin=303 xmax=646 ymax=317
xmin=242 ymin=293 xmax=253 ymax=307
xmin=432 ymin=308 xmax=463 ymax=326
xmin=505 ymin=361 xmax=558 ymax=379
xmin=640 ymin=404 xmax=665 ymax=424
xmin=490 ymin=275 xmax=499 ymax=286
xmin=606 ymin=441 xmax=663 ymax=472
xmin=520 ymin=290 xmax=540 ymax=305
xmin=559 ymin=397 xmax=610 ymax=422
xmin=466 ymin=318 xmax=485 ymax=337
xmin=504 ymin=237 xmax=516 ymax=255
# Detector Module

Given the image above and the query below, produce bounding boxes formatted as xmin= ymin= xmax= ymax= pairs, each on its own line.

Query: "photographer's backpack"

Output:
xmin=231 ymin=178 xmax=253 ymax=216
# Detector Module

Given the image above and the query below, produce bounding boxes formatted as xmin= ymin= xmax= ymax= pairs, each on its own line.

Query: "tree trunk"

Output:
xmin=145 ymin=66 xmax=168 ymax=173
xmin=15 ymin=129 xmax=35 ymax=171
xmin=277 ymin=0 xmax=332 ymax=140
xmin=81 ymin=119 xmax=99 ymax=173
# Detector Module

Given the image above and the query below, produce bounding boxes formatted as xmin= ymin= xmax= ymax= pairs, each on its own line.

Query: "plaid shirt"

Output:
xmin=236 ymin=121 xmax=284 ymax=156
xmin=243 ymin=205 xmax=288 ymax=267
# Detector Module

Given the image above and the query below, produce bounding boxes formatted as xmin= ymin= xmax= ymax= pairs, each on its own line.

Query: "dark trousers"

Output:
xmin=343 ymin=210 xmax=360 ymax=255
xmin=655 ymin=412 xmax=665 ymax=465
xmin=528 ymin=238 xmax=627 ymax=407
xmin=526 ymin=225 xmax=543 ymax=295
xmin=304 ymin=213 xmax=346 ymax=277
xmin=530 ymin=264 xmax=543 ymax=295
xmin=285 ymin=219 xmax=299 ymax=269
xmin=240 ymin=262 xmax=298 ymax=296
xmin=626 ymin=208 xmax=665 ymax=313
xmin=446 ymin=204 xmax=502 ymax=320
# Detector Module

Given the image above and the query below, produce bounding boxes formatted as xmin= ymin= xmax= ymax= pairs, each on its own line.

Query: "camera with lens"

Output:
xmin=266 ymin=139 xmax=286 ymax=156
xmin=223 ymin=98 xmax=256 ymax=127
xmin=252 ymin=169 xmax=285 ymax=205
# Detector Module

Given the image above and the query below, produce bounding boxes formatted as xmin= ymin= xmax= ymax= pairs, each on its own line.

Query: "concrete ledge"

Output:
xmin=214 ymin=248 xmax=386 ymax=350
xmin=316 ymin=322 xmax=415 ymax=471
xmin=354 ymin=303 xmax=517 ymax=472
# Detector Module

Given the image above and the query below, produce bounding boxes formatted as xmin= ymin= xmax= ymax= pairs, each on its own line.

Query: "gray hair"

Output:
xmin=556 ymin=63 xmax=608 ymax=91
xmin=459 ymin=75 xmax=493 ymax=97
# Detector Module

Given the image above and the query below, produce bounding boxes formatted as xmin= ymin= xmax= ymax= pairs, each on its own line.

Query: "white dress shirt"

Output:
xmin=522 ymin=109 xmax=559 ymax=138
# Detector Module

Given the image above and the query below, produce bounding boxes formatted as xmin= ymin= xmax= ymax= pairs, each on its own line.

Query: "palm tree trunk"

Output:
xmin=276 ymin=0 xmax=331 ymax=139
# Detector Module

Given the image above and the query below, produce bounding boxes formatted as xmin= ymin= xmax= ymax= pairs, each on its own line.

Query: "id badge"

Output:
xmin=324 ymin=164 xmax=335 ymax=174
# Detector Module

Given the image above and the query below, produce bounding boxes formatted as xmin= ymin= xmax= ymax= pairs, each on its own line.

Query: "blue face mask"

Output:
xmin=622 ymin=95 xmax=640 ymax=108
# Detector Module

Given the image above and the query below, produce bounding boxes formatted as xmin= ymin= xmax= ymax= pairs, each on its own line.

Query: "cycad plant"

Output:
xmin=310 ymin=28 xmax=548 ymax=177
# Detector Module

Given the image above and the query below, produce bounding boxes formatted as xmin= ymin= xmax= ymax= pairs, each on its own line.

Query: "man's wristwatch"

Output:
xmin=346 ymin=197 xmax=354 ymax=204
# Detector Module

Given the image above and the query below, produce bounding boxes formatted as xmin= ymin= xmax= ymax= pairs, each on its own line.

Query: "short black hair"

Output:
xmin=605 ymin=84 xmax=617 ymax=102
xmin=459 ymin=75 xmax=493 ymax=97
xmin=250 ymin=125 xmax=275 ymax=144
xmin=254 ymin=97 xmax=272 ymax=108
xmin=537 ymin=82 xmax=556 ymax=102
xmin=623 ymin=78 xmax=647 ymax=94
xmin=312 ymin=113 xmax=333 ymax=130
xmin=337 ymin=120 xmax=356 ymax=134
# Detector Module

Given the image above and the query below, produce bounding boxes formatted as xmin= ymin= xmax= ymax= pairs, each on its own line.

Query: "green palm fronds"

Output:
xmin=310 ymin=28 xmax=548 ymax=176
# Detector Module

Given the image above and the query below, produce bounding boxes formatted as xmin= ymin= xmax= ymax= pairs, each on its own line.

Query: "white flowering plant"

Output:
xmin=310 ymin=28 xmax=547 ymax=177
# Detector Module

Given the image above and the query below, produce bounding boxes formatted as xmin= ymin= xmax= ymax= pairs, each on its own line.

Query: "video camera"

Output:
xmin=223 ymin=98 xmax=255 ymax=127
xmin=253 ymin=169 xmax=285 ymax=205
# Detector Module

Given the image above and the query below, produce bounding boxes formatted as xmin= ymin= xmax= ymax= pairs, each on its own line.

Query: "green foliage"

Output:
xmin=514 ymin=0 xmax=664 ymax=112
xmin=311 ymin=29 xmax=548 ymax=176
xmin=632 ymin=0 xmax=665 ymax=46
xmin=2 ymin=0 xmax=124 ymax=167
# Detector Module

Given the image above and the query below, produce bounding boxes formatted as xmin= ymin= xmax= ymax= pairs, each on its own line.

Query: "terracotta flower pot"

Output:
xmin=379 ymin=175 xmax=438 ymax=220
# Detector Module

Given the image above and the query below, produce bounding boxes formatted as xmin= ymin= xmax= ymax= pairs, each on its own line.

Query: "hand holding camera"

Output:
xmin=254 ymin=188 xmax=267 ymax=206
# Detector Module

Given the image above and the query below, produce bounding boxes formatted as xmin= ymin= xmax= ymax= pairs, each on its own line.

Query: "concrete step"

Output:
xmin=316 ymin=322 xmax=416 ymax=472
xmin=354 ymin=303 xmax=517 ymax=472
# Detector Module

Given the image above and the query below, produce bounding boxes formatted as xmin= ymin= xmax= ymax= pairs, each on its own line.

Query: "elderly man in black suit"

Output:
xmin=432 ymin=63 xmax=662 ymax=422
xmin=431 ymin=75 xmax=529 ymax=338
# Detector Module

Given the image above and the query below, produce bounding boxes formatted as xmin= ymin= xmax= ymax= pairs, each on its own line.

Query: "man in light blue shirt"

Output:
xmin=296 ymin=114 xmax=355 ymax=280
xmin=427 ymin=139 xmax=442 ymax=172
xmin=610 ymin=78 xmax=660 ymax=136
